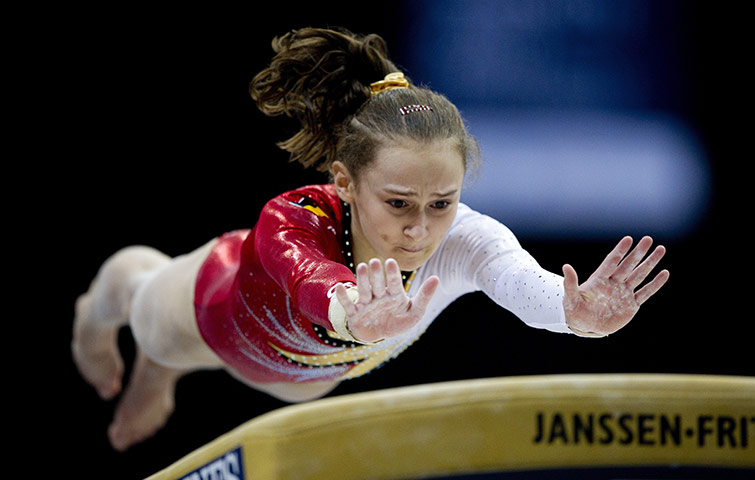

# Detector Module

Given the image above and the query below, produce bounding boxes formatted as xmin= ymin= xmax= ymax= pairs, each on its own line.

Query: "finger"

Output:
xmin=335 ymin=283 xmax=358 ymax=317
xmin=635 ymin=269 xmax=669 ymax=305
xmin=592 ymin=236 xmax=633 ymax=279
xmin=562 ymin=264 xmax=580 ymax=303
xmin=355 ymin=262 xmax=372 ymax=303
xmin=409 ymin=275 xmax=440 ymax=314
xmin=385 ymin=258 xmax=404 ymax=295
xmin=613 ymin=236 xmax=653 ymax=282
xmin=369 ymin=258 xmax=387 ymax=298
xmin=626 ymin=244 xmax=666 ymax=290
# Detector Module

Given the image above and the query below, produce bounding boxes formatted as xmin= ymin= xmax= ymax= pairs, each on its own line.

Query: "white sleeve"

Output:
xmin=432 ymin=204 xmax=573 ymax=334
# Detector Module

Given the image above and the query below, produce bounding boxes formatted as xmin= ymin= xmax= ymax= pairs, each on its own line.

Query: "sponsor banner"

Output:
xmin=533 ymin=411 xmax=754 ymax=448
xmin=178 ymin=447 xmax=244 ymax=480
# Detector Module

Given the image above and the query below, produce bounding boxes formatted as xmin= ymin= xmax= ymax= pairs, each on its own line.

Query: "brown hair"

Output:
xmin=250 ymin=27 xmax=480 ymax=180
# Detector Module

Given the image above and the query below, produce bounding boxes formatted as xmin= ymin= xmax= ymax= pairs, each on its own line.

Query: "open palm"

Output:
xmin=562 ymin=236 xmax=669 ymax=337
xmin=335 ymin=258 xmax=439 ymax=343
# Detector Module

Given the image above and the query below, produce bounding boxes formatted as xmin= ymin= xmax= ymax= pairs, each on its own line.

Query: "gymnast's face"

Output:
xmin=333 ymin=139 xmax=465 ymax=272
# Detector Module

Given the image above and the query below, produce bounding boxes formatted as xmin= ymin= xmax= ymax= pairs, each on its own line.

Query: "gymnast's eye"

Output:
xmin=387 ymin=199 xmax=408 ymax=209
xmin=431 ymin=200 xmax=450 ymax=209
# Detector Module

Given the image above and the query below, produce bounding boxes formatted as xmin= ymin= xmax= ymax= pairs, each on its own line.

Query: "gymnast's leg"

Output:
xmin=107 ymin=239 xmax=224 ymax=451
xmin=73 ymin=238 xmax=339 ymax=450
xmin=72 ymin=245 xmax=172 ymax=400
xmin=73 ymin=240 xmax=224 ymax=450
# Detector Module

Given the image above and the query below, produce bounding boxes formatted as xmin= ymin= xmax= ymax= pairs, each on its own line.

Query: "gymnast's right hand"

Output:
xmin=334 ymin=258 xmax=439 ymax=343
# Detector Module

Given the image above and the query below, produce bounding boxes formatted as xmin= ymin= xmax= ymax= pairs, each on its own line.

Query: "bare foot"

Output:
xmin=108 ymin=348 xmax=183 ymax=451
xmin=71 ymin=293 xmax=124 ymax=400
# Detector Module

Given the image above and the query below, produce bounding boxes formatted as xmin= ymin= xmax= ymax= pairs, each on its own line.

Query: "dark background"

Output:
xmin=30 ymin=1 xmax=749 ymax=478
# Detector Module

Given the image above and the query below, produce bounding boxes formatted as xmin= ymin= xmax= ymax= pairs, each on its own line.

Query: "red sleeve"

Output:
xmin=253 ymin=186 xmax=356 ymax=330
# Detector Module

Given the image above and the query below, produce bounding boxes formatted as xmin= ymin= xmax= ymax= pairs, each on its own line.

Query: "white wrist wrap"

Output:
xmin=328 ymin=287 xmax=362 ymax=343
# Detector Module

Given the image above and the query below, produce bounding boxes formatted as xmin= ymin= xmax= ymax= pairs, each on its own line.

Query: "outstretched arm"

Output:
xmin=332 ymin=258 xmax=440 ymax=343
xmin=562 ymin=236 xmax=669 ymax=337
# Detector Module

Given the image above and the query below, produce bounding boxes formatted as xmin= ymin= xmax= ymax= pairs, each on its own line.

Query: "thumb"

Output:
xmin=409 ymin=275 xmax=439 ymax=314
xmin=562 ymin=264 xmax=580 ymax=301
xmin=334 ymin=283 xmax=359 ymax=317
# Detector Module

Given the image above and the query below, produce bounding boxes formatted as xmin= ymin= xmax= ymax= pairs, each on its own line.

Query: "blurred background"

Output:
xmin=37 ymin=1 xmax=749 ymax=478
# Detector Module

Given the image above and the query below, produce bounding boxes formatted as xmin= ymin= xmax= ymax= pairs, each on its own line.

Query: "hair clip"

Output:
xmin=370 ymin=72 xmax=409 ymax=96
xmin=399 ymin=104 xmax=433 ymax=115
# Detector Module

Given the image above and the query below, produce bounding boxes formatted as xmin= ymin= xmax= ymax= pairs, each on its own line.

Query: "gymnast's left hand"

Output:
xmin=334 ymin=258 xmax=440 ymax=343
xmin=562 ymin=236 xmax=669 ymax=337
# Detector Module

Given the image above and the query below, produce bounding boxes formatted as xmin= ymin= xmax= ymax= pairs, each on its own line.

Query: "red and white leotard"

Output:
xmin=194 ymin=184 xmax=571 ymax=384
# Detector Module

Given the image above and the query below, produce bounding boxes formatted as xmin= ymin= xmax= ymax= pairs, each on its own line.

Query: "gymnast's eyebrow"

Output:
xmin=382 ymin=185 xmax=459 ymax=197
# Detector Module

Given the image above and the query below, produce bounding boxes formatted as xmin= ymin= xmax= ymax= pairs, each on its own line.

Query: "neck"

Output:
xmin=343 ymin=201 xmax=379 ymax=268
xmin=341 ymin=202 xmax=415 ymax=290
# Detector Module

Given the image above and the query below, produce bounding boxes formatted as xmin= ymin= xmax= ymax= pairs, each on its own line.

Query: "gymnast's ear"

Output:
xmin=331 ymin=161 xmax=356 ymax=204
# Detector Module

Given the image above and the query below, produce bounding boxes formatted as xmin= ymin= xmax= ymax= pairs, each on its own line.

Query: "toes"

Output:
xmin=106 ymin=350 xmax=180 ymax=450
xmin=107 ymin=422 xmax=128 ymax=452
xmin=107 ymin=393 xmax=175 ymax=451
xmin=71 ymin=337 xmax=124 ymax=400
xmin=98 ymin=375 xmax=123 ymax=401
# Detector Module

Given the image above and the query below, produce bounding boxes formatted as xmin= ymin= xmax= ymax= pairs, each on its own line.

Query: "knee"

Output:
xmin=128 ymin=278 xmax=177 ymax=365
xmin=89 ymin=246 xmax=170 ymax=322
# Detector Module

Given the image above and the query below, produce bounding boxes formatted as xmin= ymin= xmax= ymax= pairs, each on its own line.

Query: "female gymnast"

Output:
xmin=72 ymin=27 xmax=669 ymax=451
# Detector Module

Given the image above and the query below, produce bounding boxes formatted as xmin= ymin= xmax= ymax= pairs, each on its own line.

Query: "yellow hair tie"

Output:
xmin=370 ymin=72 xmax=409 ymax=96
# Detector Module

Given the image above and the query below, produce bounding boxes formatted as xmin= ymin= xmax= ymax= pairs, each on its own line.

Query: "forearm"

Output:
xmin=255 ymin=194 xmax=356 ymax=330
xmin=486 ymin=258 xmax=572 ymax=334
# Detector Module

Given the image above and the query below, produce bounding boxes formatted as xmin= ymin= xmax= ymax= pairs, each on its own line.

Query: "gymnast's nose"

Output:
xmin=403 ymin=213 xmax=429 ymax=242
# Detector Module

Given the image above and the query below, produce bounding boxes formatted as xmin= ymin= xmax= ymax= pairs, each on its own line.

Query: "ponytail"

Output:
xmin=251 ymin=27 xmax=480 ymax=179
xmin=250 ymin=27 xmax=399 ymax=172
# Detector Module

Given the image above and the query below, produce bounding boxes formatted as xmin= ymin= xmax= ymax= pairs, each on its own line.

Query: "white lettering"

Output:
xmin=179 ymin=448 xmax=244 ymax=480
